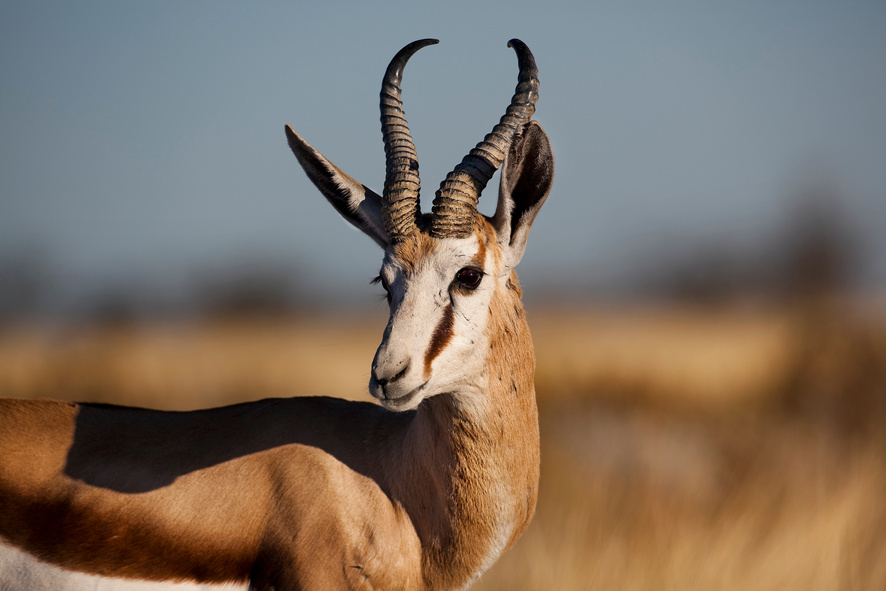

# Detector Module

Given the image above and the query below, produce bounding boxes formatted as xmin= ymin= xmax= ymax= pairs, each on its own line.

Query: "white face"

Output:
xmin=369 ymin=233 xmax=500 ymax=413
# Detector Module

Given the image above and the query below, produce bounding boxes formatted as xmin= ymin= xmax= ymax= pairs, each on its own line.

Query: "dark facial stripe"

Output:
xmin=424 ymin=303 xmax=454 ymax=378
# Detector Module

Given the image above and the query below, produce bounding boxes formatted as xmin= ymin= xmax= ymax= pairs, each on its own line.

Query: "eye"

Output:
xmin=371 ymin=275 xmax=392 ymax=302
xmin=455 ymin=267 xmax=484 ymax=290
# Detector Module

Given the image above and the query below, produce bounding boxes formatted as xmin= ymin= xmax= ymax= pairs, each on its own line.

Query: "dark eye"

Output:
xmin=455 ymin=267 xmax=483 ymax=290
xmin=371 ymin=275 xmax=392 ymax=302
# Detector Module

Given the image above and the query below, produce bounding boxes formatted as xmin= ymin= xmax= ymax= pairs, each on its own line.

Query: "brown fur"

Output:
xmin=424 ymin=303 xmax=455 ymax=378
xmin=470 ymin=225 xmax=489 ymax=269
xmin=2 ymin=35 xmax=555 ymax=586
xmin=392 ymin=232 xmax=436 ymax=274
xmin=0 ymin=228 xmax=540 ymax=591
xmin=419 ymin=267 xmax=540 ymax=588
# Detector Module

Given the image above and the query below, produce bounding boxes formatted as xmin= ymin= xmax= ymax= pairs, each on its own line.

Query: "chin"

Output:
xmin=371 ymin=384 xmax=425 ymax=412
xmin=380 ymin=392 xmax=424 ymax=412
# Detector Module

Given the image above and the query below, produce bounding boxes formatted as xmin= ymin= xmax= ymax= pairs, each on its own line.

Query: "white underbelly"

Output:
xmin=0 ymin=540 xmax=249 ymax=591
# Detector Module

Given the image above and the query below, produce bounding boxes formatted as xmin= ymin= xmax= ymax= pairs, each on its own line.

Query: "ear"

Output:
xmin=491 ymin=121 xmax=554 ymax=270
xmin=285 ymin=125 xmax=389 ymax=249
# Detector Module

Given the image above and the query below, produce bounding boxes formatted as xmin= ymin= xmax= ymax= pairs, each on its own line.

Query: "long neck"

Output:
xmin=379 ymin=275 xmax=540 ymax=590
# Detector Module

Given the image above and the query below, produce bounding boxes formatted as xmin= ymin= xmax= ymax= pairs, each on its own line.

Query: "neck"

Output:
xmin=380 ymin=276 xmax=540 ymax=590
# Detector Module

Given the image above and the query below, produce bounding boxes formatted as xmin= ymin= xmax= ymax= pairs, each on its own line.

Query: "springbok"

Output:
xmin=0 ymin=38 xmax=553 ymax=590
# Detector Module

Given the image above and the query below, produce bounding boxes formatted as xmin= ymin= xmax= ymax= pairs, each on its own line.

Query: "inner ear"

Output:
xmin=491 ymin=121 xmax=554 ymax=262
xmin=286 ymin=125 xmax=389 ymax=249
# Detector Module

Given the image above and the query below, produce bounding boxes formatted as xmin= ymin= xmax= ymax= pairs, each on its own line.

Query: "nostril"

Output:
xmin=373 ymin=361 xmax=410 ymax=390
xmin=390 ymin=363 xmax=409 ymax=383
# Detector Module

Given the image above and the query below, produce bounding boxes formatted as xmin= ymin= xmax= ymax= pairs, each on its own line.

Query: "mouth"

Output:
xmin=370 ymin=380 xmax=427 ymax=412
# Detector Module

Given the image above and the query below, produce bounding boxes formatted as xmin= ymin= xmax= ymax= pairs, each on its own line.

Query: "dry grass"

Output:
xmin=476 ymin=407 xmax=886 ymax=591
xmin=0 ymin=315 xmax=383 ymax=409
xmin=0 ymin=304 xmax=801 ymax=411
xmin=531 ymin=303 xmax=795 ymax=410
xmin=1 ymin=298 xmax=885 ymax=589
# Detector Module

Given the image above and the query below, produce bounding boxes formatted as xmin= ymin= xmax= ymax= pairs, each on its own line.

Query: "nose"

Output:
xmin=373 ymin=359 xmax=410 ymax=394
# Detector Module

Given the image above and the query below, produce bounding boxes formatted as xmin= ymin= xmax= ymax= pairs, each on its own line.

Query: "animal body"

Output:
xmin=0 ymin=38 xmax=553 ymax=590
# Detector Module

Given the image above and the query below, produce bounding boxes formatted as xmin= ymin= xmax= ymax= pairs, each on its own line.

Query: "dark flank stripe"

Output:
xmin=424 ymin=304 xmax=454 ymax=378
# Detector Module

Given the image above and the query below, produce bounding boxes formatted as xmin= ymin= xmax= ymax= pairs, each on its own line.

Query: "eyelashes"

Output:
xmin=371 ymin=275 xmax=391 ymax=303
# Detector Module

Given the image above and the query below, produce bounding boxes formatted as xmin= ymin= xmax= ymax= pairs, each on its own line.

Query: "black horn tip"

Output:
xmin=506 ymin=38 xmax=538 ymax=75
xmin=384 ymin=39 xmax=439 ymax=84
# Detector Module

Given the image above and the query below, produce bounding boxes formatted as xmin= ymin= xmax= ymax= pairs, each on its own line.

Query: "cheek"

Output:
xmin=429 ymin=329 xmax=485 ymax=387
xmin=421 ymin=294 xmax=491 ymax=381
xmin=449 ymin=295 xmax=493 ymax=354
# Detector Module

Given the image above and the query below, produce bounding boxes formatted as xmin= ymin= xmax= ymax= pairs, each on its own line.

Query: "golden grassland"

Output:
xmin=0 ymin=304 xmax=808 ymax=409
xmin=1 ymin=298 xmax=885 ymax=589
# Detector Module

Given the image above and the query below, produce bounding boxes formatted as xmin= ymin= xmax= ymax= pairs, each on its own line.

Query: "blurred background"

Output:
xmin=2 ymin=1 xmax=885 ymax=589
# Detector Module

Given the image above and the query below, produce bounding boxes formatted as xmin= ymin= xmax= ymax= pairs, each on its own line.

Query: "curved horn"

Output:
xmin=381 ymin=38 xmax=439 ymax=242
xmin=431 ymin=39 xmax=539 ymax=239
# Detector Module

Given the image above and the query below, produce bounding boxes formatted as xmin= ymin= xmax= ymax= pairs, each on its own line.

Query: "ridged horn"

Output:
xmin=380 ymin=39 xmax=438 ymax=242
xmin=431 ymin=39 xmax=539 ymax=238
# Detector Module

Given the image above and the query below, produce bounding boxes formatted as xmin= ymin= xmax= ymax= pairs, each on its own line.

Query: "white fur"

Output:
xmin=371 ymin=236 xmax=497 ymax=417
xmin=0 ymin=540 xmax=247 ymax=591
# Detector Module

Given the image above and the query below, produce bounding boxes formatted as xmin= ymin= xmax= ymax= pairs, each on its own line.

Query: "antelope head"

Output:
xmin=286 ymin=39 xmax=553 ymax=413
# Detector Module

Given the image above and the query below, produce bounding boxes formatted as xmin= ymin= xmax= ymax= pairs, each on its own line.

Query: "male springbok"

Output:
xmin=0 ymin=38 xmax=553 ymax=590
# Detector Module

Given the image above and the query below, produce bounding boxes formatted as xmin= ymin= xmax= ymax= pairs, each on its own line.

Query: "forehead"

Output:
xmin=386 ymin=225 xmax=495 ymax=275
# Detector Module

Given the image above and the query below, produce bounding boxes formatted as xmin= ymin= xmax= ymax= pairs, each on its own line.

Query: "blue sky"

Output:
xmin=2 ymin=1 xmax=884 ymax=311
